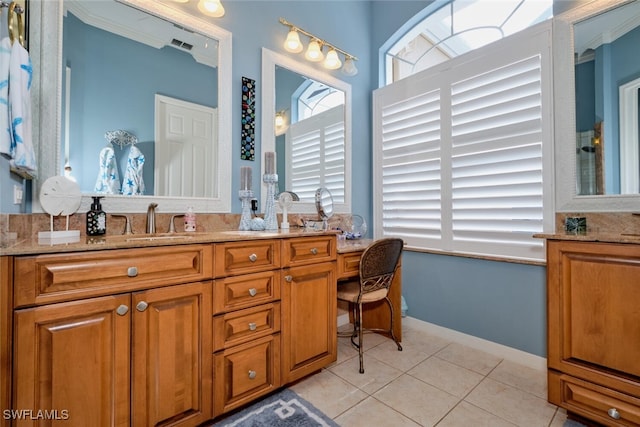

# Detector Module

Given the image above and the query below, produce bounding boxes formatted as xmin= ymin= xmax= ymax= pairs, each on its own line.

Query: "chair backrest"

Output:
xmin=358 ymin=238 xmax=404 ymax=295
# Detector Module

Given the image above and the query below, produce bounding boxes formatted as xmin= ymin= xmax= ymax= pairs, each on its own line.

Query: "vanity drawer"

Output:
xmin=213 ymin=302 xmax=280 ymax=351
xmin=283 ymin=236 xmax=336 ymax=267
xmin=213 ymin=270 xmax=280 ymax=314
xmin=213 ymin=240 xmax=280 ymax=277
xmin=213 ymin=334 xmax=281 ymax=414
xmin=337 ymin=252 xmax=361 ymax=279
xmin=555 ymin=373 xmax=640 ymax=426
xmin=13 ymin=245 xmax=213 ymax=307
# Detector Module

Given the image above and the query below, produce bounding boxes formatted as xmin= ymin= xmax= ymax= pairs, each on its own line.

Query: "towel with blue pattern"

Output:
xmin=0 ymin=38 xmax=12 ymax=156
xmin=8 ymin=40 xmax=36 ymax=174
xmin=94 ymin=145 xmax=120 ymax=194
xmin=122 ymin=145 xmax=145 ymax=195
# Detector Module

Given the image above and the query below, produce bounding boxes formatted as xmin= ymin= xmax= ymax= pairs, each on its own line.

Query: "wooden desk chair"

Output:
xmin=337 ymin=238 xmax=403 ymax=373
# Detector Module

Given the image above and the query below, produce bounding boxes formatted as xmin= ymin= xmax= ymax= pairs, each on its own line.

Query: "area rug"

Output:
xmin=210 ymin=388 xmax=339 ymax=427
xmin=564 ymin=419 xmax=587 ymax=427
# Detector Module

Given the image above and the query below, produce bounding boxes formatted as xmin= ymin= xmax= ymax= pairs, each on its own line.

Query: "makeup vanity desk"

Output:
xmin=336 ymin=238 xmax=403 ymax=341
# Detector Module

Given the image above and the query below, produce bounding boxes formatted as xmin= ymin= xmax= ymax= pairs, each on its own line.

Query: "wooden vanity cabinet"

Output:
xmin=281 ymin=236 xmax=337 ymax=384
xmin=547 ymin=240 xmax=640 ymax=426
xmin=10 ymin=245 xmax=213 ymax=427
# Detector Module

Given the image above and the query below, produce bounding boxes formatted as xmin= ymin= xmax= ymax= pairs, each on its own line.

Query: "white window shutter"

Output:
xmin=373 ymin=22 xmax=552 ymax=262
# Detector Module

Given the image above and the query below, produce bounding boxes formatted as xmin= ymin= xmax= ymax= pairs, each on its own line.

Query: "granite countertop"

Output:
xmin=534 ymin=232 xmax=640 ymax=244
xmin=0 ymin=229 xmax=350 ymax=256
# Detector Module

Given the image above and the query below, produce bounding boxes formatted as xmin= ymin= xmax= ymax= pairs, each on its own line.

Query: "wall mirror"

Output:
xmin=30 ymin=0 xmax=232 ymax=213
xmin=261 ymin=48 xmax=352 ymax=214
xmin=555 ymin=0 xmax=640 ymax=211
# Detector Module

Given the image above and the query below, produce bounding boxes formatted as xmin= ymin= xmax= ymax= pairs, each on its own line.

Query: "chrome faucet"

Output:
xmin=146 ymin=203 xmax=158 ymax=234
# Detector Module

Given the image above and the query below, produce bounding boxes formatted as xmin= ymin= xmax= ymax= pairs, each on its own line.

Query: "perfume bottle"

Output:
xmin=86 ymin=196 xmax=106 ymax=236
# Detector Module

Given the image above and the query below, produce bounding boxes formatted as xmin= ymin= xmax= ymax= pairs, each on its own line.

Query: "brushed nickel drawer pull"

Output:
xmin=248 ymin=370 xmax=257 ymax=380
xmin=284 ymin=275 xmax=293 ymax=282
xmin=248 ymin=288 xmax=258 ymax=297
xmin=136 ymin=301 xmax=148 ymax=312
xmin=608 ymin=408 xmax=621 ymax=420
xmin=248 ymin=322 xmax=257 ymax=331
xmin=249 ymin=253 xmax=258 ymax=262
xmin=116 ymin=305 xmax=129 ymax=316
xmin=127 ymin=267 xmax=138 ymax=277
xmin=310 ymin=248 xmax=318 ymax=255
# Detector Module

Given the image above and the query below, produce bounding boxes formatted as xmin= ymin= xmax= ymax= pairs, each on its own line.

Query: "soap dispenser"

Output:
xmin=87 ymin=196 xmax=106 ymax=236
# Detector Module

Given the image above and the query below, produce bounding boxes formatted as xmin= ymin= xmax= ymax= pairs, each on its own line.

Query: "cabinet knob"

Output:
xmin=248 ymin=253 xmax=258 ymax=262
xmin=116 ymin=305 xmax=129 ymax=316
xmin=608 ymin=408 xmax=621 ymax=420
xmin=248 ymin=288 xmax=258 ymax=297
xmin=136 ymin=301 xmax=148 ymax=312
xmin=310 ymin=248 xmax=318 ymax=255
xmin=248 ymin=322 xmax=257 ymax=331
xmin=284 ymin=275 xmax=293 ymax=282
xmin=248 ymin=370 xmax=257 ymax=380
xmin=127 ymin=267 xmax=138 ymax=277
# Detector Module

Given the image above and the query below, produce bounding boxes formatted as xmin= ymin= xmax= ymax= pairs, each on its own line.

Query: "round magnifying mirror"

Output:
xmin=315 ymin=187 xmax=334 ymax=230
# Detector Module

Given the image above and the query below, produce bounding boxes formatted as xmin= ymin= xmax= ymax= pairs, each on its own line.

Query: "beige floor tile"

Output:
xmin=437 ymin=401 xmax=517 ymax=427
xmin=289 ymin=369 xmax=368 ymax=419
xmin=489 ymin=359 xmax=548 ymax=399
xmin=465 ymin=377 xmax=557 ymax=427
xmin=329 ymin=353 xmax=403 ymax=394
xmin=407 ymin=356 xmax=484 ymax=397
xmin=401 ymin=327 xmax=452 ymax=356
xmin=334 ymin=396 xmax=421 ymax=427
xmin=435 ymin=342 xmax=502 ymax=375
xmin=365 ymin=339 xmax=429 ymax=372
xmin=373 ymin=374 xmax=459 ymax=426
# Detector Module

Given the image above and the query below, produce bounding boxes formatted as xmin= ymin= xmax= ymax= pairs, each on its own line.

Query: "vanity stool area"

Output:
xmin=542 ymin=236 xmax=640 ymax=426
xmin=0 ymin=232 xmax=338 ymax=426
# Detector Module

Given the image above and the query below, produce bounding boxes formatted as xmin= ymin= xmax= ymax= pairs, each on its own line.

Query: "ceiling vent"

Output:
xmin=171 ymin=38 xmax=193 ymax=51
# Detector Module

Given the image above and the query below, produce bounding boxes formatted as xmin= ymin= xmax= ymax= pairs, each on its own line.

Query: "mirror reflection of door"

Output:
xmin=154 ymin=95 xmax=218 ymax=197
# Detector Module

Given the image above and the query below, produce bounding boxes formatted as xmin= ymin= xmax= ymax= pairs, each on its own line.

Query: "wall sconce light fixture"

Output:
xmin=275 ymin=109 xmax=289 ymax=136
xmin=279 ymin=18 xmax=358 ymax=76
xmin=197 ymin=0 xmax=225 ymax=17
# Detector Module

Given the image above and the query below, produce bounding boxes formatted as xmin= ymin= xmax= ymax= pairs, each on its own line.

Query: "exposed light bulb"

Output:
xmin=305 ymin=39 xmax=324 ymax=62
xmin=324 ymin=48 xmax=342 ymax=70
xmin=284 ymin=29 xmax=303 ymax=53
xmin=342 ymin=57 xmax=358 ymax=76
xmin=275 ymin=114 xmax=285 ymax=128
xmin=198 ymin=0 xmax=225 ymax=17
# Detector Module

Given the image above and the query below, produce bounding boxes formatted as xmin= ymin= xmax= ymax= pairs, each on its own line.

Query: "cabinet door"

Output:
xmin=281 ymin=262 xmax=337 ymax=383
xmin=13 ymin=295 xmax=131 ymax=427
xmin=131 ymin=281 xmax=212 ymax=427
xmin=548 ymin=241 xmax=640 ymax=398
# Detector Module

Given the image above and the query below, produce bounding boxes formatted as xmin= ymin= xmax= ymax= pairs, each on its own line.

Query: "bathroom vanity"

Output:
xmin=543 ymin=235 xmax=640 ymax=426
xmin=0 ymin=231 xmax=337 ymax=426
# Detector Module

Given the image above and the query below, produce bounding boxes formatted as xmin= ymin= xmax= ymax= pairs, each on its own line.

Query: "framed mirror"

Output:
xmin=261 ymin=48 xmax=352 ymax=214
xmin=554 ymin=0 xmax=640 ymax=211
xmin=30 ymin=0 xmax=232 ymax=213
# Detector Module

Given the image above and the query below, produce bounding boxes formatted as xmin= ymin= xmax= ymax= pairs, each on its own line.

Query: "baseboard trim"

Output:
xmin=402 ymin=316 xmax=547 ymax=371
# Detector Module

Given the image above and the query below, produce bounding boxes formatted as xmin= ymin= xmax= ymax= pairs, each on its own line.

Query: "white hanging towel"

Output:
xmin=94 ymin=146 xmax=120 ymax=194
xmin=8 ymin=40 xmax=36 ymax=174
xmin=122 ymin=145 xmax=145 ymax=195
xmin=0 ymin=38 xmax=11 ymax=156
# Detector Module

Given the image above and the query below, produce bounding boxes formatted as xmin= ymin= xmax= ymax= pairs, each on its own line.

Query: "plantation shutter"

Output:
xmin=373 ymin=22 xmax=552 ymax=262
xmin=286 ymin=105 xmax=345 ymax=203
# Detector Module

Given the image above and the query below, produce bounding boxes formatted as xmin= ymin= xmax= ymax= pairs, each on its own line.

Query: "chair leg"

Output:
xmin=358 ymin=301 xmax=364 ymax=373
xmin=349 ymin=302 xmax=359 ymax=348
xmin=386 ymin=297 xmax=402 ymax=352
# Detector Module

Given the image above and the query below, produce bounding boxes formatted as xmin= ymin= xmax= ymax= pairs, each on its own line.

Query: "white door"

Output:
xmin=155 ymin=95 xmax=218 ymax=197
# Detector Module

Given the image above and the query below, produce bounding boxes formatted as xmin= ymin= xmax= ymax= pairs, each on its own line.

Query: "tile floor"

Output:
xmin=290 ymin=320 xmax=571 ymax=427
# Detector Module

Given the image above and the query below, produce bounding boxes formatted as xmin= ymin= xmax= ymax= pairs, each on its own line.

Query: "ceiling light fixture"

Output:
xmin=197 ymin=0 xmax=225 ymax=18
xmin=279 ymin=17 xmax=358 ymax=76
